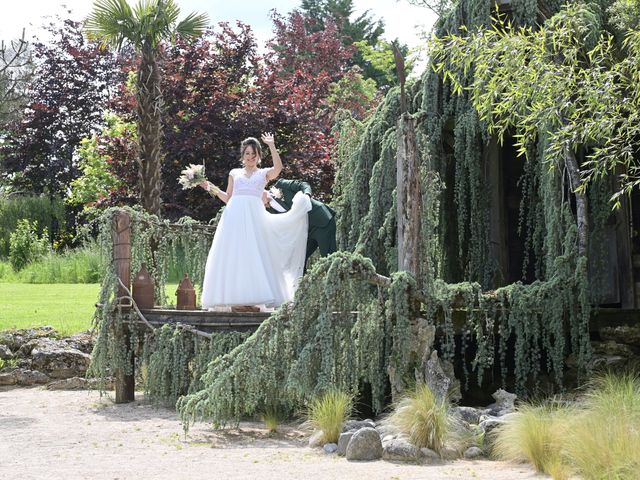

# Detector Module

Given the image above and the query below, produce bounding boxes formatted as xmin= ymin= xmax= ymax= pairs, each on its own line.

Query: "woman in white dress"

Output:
xmin=199 ymin=133 xmax=310 ymax=309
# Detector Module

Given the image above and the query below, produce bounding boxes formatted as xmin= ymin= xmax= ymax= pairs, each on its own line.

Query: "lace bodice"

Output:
xmin=230 ymin=168 xmax=269 ymax=198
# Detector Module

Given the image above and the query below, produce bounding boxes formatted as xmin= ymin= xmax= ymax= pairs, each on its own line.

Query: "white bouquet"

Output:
xmin=178 ymin=164 xmax=207 ymax=190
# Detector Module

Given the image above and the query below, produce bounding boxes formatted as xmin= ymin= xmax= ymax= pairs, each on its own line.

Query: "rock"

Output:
xmin=419 ymin=447 xmax=441 ymax=463
xmin=424 ymin=350 xmax=452 ymax=403
xmin=452 ymin=406 xmax=485 ymax=425
xmin=479 ymin=417 xmax=506 ymax=435
xmin=0 ymin=344 xmax=13 ymax=360
xmin=342 ymin=419 xmax=376 ymax=432
xmin=64 ymin=331 xmax=94 ymax=354
xmin=463 ymin=446 xmax=484 ymax=459
xmin=486 ymin=389 xmax=517 ymax=415
xmin=375 ymin=424 xmax=397 ymax=438
xmin=28 ymin=339 xmax=91 ymax=379
xmin=600 ymin=325 xmax=640 ymax=346
xmin=382 ymin=437 xmax=420 ymax=462
xmin=0 ymin=369 xmax=18 ymax=385
xmin=591 ymin=340 xmax=639 ymax=357
xmin=308 ymin=430 xmax=325 ymax=448
xmin=381 ymin=434 xmax=396 ymax=446
xmin=337 ymin=432 xmax=353 ymax=456
xmin=47 ymin=377 xmax=113 ymax=390
xmin=16 ymin=369 xmax=50 ymax=385
xmin=0 ymin=327 xmax=58 ymax=353
xmin=439 ymin=446 xmax=459 ymax=460
xmin=345 ymin=427 xmax=383 ymax=461
xmin=480 ymin=417 xmax=507 ymax=449
xmin=323 ymin=443 xmax=338 ymax=454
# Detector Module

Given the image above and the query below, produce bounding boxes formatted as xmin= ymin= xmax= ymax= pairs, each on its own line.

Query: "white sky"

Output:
xmin=0 ymin=1 xmax=437 ymax=63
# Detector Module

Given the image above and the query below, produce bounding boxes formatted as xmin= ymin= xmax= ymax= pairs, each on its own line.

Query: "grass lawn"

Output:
xmin=0 ymin=283 xmax=100 ymax=336
xmin=0 ymin=283 xmax=179 ymax=336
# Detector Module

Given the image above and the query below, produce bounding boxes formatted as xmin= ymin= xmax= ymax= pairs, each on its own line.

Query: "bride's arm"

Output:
xmin=201 ymin=175 xmax=232 ymax=204
xmin=262 ymin=132 xmax=282 ymax=181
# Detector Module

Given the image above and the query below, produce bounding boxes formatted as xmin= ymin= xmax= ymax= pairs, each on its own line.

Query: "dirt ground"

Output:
xmin=0 ymin=386 xmax=546 ymax=480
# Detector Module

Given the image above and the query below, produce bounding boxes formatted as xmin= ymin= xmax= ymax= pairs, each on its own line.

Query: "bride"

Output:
xmin=199 ymin=133 xmax=311 ymax=309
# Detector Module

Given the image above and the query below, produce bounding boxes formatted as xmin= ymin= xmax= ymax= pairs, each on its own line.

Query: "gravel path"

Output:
xmin=0 ymin=386 xmax=545 ymax=480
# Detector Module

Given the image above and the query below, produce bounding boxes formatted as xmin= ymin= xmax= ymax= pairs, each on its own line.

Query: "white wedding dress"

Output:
xmin=201 ymin=167 xmax=311 ymax=309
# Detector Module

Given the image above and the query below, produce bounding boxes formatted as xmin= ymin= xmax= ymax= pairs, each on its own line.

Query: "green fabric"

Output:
xmin=274 ymin=179 xmax=335 ymax=228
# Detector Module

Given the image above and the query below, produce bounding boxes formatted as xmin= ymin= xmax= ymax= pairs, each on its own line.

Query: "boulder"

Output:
xmin=424 ymin=350 xmax=461 ymax=401
xmin=46 ymin=377 xmax=92 ymax=390
xmin=0 ymin=344 xmax=13 ymax=360
xmin=16 ymin=368 xmax=50 ymax=385
xmin=337 ymin=432 xmax=353 ymax=456
xmin=463 ymin=446 xmax=484 ymax=459
xmin=0 ymin=369 xmax=18 ymax=385
xmin=486 ymin=389 xmax=517 ymax=415
xmin=342 ymin=419 xmax=376 ymax=432
xmin=382 ymin=437 xmax=420 ymax=462
xmin=323 ymin=443 xmax=338 ymax=454
xmin=345 ymin=427 xmax=383 ymax=461
xmin=439 ymin=446 xmax=460 ymax=460
xmin=452 ymin=406 xmax=485 ymax=425
xmin=308 ymin=430 xmax=325 ymax=448
xmin=28 ymin=339 xmax=91 ymax=379
xmin=419 ymin=447 xmax=441 ymax=463
xmin=600 ymin=325 xmax=640 ymax=347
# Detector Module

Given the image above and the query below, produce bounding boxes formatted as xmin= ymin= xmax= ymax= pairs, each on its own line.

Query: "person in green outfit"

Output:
xmin=263 ymin=179 xmax=336 ymax=265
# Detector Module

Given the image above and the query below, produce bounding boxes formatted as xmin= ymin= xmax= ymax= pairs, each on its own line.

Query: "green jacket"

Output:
xmin=273 ymin=179 xmax=335 ymax=228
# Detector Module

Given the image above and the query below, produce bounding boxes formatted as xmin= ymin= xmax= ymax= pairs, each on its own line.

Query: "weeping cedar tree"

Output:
xmin=430 ymin=1 xmax=640 ymax=246
xmin=85 ymin=0 xmax=208 ymax=217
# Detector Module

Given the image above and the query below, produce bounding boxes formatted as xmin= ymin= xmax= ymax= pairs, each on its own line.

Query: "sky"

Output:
xmin=0 ymin=1 xmax=438 ymax=64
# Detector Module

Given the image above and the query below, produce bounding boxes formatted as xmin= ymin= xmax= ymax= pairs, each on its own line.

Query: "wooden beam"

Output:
xmin=112 ymin=211 xmax=135 ymax=403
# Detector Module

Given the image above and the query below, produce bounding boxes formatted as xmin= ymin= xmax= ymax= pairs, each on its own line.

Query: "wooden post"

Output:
xmin=397 ymin=113 xmax=422 ymax=278
xmin=112 ymin=211 xmax=135 ymax=403
xmin=392 ymin=41 xmax=422 ymax=279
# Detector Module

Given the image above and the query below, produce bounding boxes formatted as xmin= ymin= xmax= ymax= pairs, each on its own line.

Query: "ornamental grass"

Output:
xmin=306 ymin=390 xmax=354 ymax=444
xmin=387 ymin=383 xmax=449 ymax=453
xmin=493 ymin=372 xmax=640 ymax=480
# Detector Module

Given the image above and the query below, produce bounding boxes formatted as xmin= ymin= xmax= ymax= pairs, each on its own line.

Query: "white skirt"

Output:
xmin=200 ymin=192 xmax=310 ymax=308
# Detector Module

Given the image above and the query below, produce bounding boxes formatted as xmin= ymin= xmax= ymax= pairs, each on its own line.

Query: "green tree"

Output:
xmin=68 ymin=113 xmax=136 ymax=211
xmin=431 ymin=1 xmax=640 ymax=255
xmin=85 ymin=0 xmax=208 ymax=217
xmin=300 ymin=0 xmax=408 ymax=89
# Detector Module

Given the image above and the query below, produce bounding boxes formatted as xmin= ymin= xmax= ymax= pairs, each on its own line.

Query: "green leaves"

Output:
xmin=430 ymin=2 xmax=640 ymax=203
xmin=85 ymin=0 xmax=209 ymax=50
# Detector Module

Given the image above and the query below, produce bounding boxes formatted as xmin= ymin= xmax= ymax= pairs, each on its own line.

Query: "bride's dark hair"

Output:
xmin=240 ymin=137 xmax=262 ymax=166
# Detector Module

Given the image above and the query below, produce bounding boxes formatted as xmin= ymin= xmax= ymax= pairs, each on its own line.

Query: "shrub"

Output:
xmin=0 ymin=195 xmax=66 ymax=257
xmin=9 ymin=219 xmax=50 ymax=271
xmin=307 ymin=390 xmax=354 ymax=443
xmin=387 ymin=383 xmax=449 ymax=452
xmin=16 ymin=242 xmax=103 ymax=283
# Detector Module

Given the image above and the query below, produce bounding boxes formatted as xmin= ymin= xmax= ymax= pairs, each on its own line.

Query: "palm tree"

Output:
xmin=86 ymin=0 xmax=208 ymax=216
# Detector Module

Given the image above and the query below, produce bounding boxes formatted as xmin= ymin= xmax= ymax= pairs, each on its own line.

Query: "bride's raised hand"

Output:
xmin=261 ymin=132 xmax=275 ymax=147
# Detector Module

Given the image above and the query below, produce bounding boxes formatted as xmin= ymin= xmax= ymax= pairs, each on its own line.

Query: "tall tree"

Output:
xmin=0 ymin=19 xmax=120 ymax=196
xmin=0 ymin=29 xmax=34 ymax=125
xmin=299 ymin=0 xmax=408 ymax=89
xmin=262 ymin=10 xmax=354 ymax=198
xmin=86 ymin=0 xmax=208 ymax=217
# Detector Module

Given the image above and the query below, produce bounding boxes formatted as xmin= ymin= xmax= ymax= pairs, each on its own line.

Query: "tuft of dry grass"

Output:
xmin=306 ymin=390 xmax=353 ymax=443
xmin=493 ymin=372 xmax=640 ymax=480
xmin=387 ymin=383 xmax=449 ymax=452
xmin=491 ymin=402 xmax=573 ymax=474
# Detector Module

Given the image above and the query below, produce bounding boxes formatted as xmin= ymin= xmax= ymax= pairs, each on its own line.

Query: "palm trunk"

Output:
xmin=136 ymin=42 xmax=163 ymax=217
